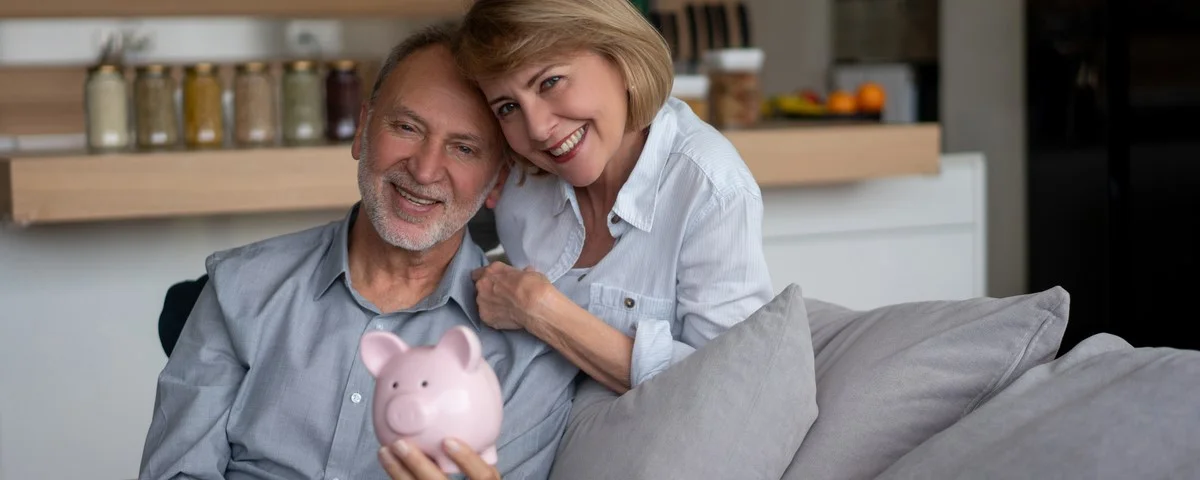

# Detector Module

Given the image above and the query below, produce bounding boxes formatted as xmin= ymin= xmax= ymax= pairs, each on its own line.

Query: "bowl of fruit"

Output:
xmin=765 ymin=83 xmax=886 ymax=122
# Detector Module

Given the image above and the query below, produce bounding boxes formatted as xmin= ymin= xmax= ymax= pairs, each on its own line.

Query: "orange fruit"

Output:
xmin=826 ymin=90 xmax=857 ymax=115
xmin=856 ymin=83 xmax=887 ymax=113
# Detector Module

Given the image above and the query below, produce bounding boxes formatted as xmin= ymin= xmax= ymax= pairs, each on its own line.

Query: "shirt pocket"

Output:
xmin=587 ymin=284 xmax=675 ymax=336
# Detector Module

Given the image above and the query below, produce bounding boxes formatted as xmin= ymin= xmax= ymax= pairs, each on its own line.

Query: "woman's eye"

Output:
xmin=497 ymin=103 xmax=517 ymax=117
xmin=540 ymin=75 xmax=562 ymax=90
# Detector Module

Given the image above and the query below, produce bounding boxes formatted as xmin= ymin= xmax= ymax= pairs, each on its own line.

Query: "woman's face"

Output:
xmin=477 ymin=50 xmax=629 ymax=187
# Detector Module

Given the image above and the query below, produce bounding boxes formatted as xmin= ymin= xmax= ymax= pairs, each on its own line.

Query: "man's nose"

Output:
xmin=407 ymin=142 xmax=446 ymax=185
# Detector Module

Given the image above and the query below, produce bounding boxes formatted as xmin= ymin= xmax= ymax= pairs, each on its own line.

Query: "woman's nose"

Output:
xmin=522 ymin=101 xmax=556 ymax=146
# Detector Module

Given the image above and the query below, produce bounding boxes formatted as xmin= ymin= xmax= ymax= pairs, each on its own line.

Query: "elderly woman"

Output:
xmin=378 ymin=1 xmax=777 ymax=478
xmin=459 ymin=0 xmax=774 ymax=394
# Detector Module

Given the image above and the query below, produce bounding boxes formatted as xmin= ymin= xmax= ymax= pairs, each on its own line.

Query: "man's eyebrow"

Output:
xmin=448 ymin=131 xmax=487 ymax=147
xmin=487 ymin=64 xmax=563 ymax=107
xmin=386 ymin=104 xmax=428 ymax=128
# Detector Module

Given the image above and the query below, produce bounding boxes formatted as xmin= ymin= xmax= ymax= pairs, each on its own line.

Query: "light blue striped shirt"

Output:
xmin=494 ymin=97 xmax=775 ymax=387
xmin=138 ymin=206 xmax=577 ymax=480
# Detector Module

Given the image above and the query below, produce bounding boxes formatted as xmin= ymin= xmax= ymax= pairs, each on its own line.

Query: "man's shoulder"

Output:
xmin=204 ymin=219 xmax=340 ymax=284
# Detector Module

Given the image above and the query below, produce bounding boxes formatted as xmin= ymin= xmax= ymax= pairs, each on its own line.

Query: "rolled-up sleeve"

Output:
xmin=139 ymin=273 xmax=245 ymax=480
xmin=628 ymin=188 xmax=774 ymax=386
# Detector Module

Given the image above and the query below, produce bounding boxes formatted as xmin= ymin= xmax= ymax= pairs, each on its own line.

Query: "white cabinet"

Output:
xmin=761 ymin=153 xmax=987 ymax=310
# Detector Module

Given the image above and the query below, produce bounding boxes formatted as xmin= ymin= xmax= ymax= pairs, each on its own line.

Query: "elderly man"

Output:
xmin=138 ymin=23 xmax=577 ymax=480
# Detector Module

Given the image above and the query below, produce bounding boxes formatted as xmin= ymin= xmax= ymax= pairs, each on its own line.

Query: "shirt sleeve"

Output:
xmin=138 ymin=273 xmax=246 ymax=480
xmin=629 ymin=187 xmax=774 ymax=386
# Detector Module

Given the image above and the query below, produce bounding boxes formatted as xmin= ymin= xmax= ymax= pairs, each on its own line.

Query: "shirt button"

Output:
xmin=624 ymin=297 xmax=636 ymax=308
xmin=350 ymin=392 xmax=362 ymax=404
xmin=374 ymin=324 xmax=385 ymax=330
xmin=611 ymin=215 xmax=621 ymax=224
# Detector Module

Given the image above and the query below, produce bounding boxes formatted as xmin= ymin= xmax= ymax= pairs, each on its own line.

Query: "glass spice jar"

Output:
xmin=133 ymin=64 xmax=179 ymax=150
xmin=325 ymin=59 xmax=361 ymax=143
xmin=704 ymin=49 xmax=766 ymax=130
xmin=233 ymin=62 xmax=276 ymax=147
xmin=84 ymin=64 xmax=131 ymax=152
xmin=281 ymin=60 xmax=324 ymax=146
xmin=183 ymin=63 xmax=224 ymax=149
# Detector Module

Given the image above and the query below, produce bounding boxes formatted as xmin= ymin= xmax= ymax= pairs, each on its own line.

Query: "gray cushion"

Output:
xmin=877 ymin=333 xmax=1200 ymax=479
xmin=782 ymin=287 xmax=1070 ymax=480
xmin=548 ymin=284 xmax=818 ymax=480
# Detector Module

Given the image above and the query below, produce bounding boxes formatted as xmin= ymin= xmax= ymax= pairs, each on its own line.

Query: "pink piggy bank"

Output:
xmin=359 ymin=326 xmax=504 ymax=474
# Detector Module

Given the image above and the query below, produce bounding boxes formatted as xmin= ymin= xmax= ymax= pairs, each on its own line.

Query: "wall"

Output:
xmin=940 ymin=0 xmax=1026 ymax=297
xmin=0 ymin=210 xmax=347 ymax=480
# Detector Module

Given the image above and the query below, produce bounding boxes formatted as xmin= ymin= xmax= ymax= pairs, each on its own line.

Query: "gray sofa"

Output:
xmin=546 ymin=285 xmax=1200 ymax=480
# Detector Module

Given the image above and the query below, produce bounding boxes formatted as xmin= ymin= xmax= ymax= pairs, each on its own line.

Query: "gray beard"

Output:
xmin=357 ymin=132 xmax=496 ymax=252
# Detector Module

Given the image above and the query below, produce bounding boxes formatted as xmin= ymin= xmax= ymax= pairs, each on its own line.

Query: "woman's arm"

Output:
xmin=630 ymin=186 xmax=775 ymax=384
xmin=472 ymin=262 xmax=635 ymax=393
xmin=526 ymin=289 xmax=635 ymax=393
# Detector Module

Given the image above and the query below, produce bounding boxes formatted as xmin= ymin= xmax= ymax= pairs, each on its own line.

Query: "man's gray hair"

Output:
xmin=367 ymin=21 xmax=461 ymax=106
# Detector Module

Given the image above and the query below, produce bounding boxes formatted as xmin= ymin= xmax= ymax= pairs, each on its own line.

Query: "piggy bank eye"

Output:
xmin=391 ymin=382 xmax=398 ymax=389
xmin=421 ymin=380 xmax=429 ymax=388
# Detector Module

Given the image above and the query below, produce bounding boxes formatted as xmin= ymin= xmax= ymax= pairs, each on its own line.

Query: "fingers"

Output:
xmin=379 ymin=444 xmax=416 ymax=480
xmin=471 ymin=267 xmax=485 ymax=282
xmin=382 ymin=440 xmax=447 ymax=480
xmin=443 ymin=439 xmax=500 ymax=480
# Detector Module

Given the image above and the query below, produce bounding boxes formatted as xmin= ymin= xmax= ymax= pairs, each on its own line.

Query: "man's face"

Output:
xmin=353 ymin=44 xmax=506 ymax=252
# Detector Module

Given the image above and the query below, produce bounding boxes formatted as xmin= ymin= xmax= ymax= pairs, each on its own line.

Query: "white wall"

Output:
xmin=0 ymin=210 xmax=347 ymax=480
xmin=940 ymin=0 xmax=1026 ymax=297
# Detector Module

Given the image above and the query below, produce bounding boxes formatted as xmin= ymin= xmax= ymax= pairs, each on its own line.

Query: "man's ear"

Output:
xmin=351 ymin=103 xmax=369 ymax=160
xmin=485 ymin=165 xmax=509 ymax=209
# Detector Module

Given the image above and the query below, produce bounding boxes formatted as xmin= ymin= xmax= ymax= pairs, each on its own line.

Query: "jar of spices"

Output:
xmin=282 ymin=60 xmax=324 ymax=146
xmin=233 ymin=62 xmax=276 ymax=147
xmin=84 ymin=64 xmax=131 ymax=152
xmin=325 ymin=59 xmax=361 ymax=142
xmin=133 ymin=64 xmax=179 ymax=150
xmin=704 ymin=48 xmax=766 ymax=129
xmin=183 ymin=63 xmax=224 ymax=149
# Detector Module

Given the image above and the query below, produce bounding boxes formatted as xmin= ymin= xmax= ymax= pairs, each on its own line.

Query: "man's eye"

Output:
xmin=540 ymin=75 xmax=562 ymax=90
xmin=457 ymin=145 xmax=475 ymax=156
xmin=497 ymin=103 xmax=517 ymax=117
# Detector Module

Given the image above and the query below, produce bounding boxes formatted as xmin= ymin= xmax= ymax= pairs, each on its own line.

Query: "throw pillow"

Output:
xmin=549 ymin=284 xmax=819 ymax=480
xmin=782 ymin=287 xmax=1070 ymax=480
xmin=877 ymin=333 xmax=1200 ymax=480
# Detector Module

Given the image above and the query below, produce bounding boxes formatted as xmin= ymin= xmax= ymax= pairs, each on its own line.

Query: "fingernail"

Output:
xmin=444 ymin=438 xmax=461 ymax=452
xmin=392 ymin=440 xmax=410 ymax=456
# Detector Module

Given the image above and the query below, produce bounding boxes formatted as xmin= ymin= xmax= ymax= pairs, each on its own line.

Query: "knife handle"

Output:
xmin=737 ymin=2 xmax=752 ymax=48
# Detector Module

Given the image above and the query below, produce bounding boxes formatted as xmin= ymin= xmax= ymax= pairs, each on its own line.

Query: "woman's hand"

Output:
xmin=471 ymin=262 xmax=553 ymax=332
xmin=379 ymin=439 xmax=500 ymax=480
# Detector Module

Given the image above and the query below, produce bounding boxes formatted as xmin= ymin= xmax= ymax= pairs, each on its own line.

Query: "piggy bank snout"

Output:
xmin=386 ymin=396 xmax=434 ymax=436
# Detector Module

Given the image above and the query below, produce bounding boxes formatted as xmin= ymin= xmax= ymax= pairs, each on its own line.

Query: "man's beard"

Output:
xmin=357 ymin=133 xmax=496 ymax=252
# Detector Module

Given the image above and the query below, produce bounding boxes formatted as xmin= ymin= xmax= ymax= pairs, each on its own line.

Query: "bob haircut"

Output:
xmin=453 ymin=0 xmax=674 ymax=175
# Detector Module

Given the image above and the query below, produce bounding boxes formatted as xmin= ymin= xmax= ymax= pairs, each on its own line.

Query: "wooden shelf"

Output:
xmin=731 ymin=123 xmax=941 ymax=187
xmin=1 ymin=145 xmax=360 ymax=225
xmin=0 ymin=0 xmax=465 ymax=19
xmin=1 ymin=124 xmax=941 ymax=226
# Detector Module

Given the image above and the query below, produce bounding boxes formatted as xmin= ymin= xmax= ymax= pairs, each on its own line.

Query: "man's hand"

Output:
xmin=379 ymin=438 xmax=500 ymax=480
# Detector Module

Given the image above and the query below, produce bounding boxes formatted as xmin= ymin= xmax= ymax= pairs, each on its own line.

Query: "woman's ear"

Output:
xmin=485 ymin=166 xmax=510 ymax=209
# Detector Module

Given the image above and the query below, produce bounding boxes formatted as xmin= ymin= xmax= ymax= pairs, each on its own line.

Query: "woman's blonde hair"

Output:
xmin=453 ymin=0 xmax=673 ymax=134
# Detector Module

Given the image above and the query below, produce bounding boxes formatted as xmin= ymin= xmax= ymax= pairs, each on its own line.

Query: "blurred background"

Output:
xmin=1 ymin=0 xmax=1197 ymax=478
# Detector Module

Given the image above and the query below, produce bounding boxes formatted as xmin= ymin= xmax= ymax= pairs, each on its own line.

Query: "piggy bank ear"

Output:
xmin=360 ymin=331 xmax=410 ymax=377
xmin=437 ymin=326 xmax=483 ymax=372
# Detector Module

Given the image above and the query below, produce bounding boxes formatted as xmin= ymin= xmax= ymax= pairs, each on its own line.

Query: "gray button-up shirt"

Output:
xmin=138 ymin=206 xmax=579 ymax=480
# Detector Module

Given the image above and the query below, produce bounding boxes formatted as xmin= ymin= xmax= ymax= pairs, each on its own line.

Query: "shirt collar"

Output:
xmin=554 ymin=100 xmax=678 ymax=232
xmin=313 ymin=204 xmax=485 ymax=329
